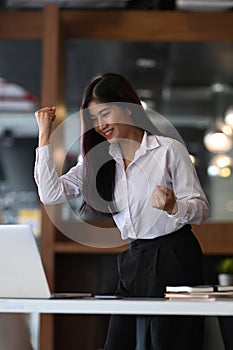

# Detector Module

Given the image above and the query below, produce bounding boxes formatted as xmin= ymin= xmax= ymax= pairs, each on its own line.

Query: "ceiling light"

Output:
xmin=207 ymin=154 xmax=233 ymax=178
xmin=221 ymin=124 xmax=232 ymax=136
xmin=207 ymin=165 xmax=219 ymax=177
xmin=225 ymin=107 xmax=233 ymax=129
xmin=219 ymin=167 xmax=231 ymax=177
xmin=204 ymin=131 xmax=232 ymax=153
xmin=136 ymin=58 xmax=157 ymax=69
xmin=211 ymin=154 xmax=233 ymax=168
xmin=211 ymin=83 xmax=226 ymax=93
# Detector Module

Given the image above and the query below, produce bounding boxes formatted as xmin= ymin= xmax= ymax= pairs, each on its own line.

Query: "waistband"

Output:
xmin=129 ymin=224 xmax=192 ymax=250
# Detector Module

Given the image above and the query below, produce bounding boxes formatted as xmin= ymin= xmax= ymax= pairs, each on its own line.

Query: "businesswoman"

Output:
xmin=34 ymin=72 xmax=209 ymax=350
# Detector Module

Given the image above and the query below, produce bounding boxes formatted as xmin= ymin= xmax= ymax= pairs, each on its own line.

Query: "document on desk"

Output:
xmin=166 ymin=285 xmax=233 ymax=293
xmin=164 ymin=291 xmax=233 ymax=299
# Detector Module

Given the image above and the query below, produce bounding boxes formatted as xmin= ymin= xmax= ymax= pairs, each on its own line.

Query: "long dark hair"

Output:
xmin=80 ymin=72 xmax=158 ymax=215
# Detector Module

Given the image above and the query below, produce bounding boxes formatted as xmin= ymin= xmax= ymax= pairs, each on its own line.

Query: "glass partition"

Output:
xmin=0 ymin=39 xmax=42 ymax=234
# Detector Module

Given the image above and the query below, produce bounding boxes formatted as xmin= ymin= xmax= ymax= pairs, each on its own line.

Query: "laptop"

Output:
xmin=0 ymin=224 xmax=92 ymax=299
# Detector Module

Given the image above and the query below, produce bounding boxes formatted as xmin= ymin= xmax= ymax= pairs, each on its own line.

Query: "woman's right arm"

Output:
xmin=34 ymin=107 xmax=82 ymax=204
xmin=35 ymin=106 xmax=56 ymax=148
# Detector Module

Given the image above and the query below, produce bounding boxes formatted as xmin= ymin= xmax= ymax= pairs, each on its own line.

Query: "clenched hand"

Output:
xmin=35 ymin=106 xmax=56 ymax=147
xmin=151 ymin=186 xmax=178 ymax=215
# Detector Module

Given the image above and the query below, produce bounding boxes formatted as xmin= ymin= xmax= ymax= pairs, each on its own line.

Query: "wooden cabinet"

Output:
xmin=1 ymin=6 xmax=233 ymax=349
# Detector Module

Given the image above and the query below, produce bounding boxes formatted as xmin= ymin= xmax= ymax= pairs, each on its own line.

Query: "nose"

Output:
xmin=97 ymin=117 xmax=108 ymax=131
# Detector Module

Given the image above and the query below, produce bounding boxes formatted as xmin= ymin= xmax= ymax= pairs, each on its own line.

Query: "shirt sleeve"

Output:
xmin=34 ymin=144 xmax=83 ymax=205
xmin=167 ymin=139 xmax=210 ymax=225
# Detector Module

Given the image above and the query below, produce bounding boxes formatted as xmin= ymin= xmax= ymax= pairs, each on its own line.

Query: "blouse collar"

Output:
xmin=109 ymin=131 xmax=160 ymax=161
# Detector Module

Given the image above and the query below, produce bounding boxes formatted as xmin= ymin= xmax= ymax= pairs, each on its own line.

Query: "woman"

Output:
xmin=35 ymin=72 xmax=209 ymax=350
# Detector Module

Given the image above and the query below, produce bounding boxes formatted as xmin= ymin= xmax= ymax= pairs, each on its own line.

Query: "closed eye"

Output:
xmin=100 ymin=109 xmax=111 ymax=118
xmin=89 ymin=107 xmax=111 ymax=123
xmin=102 ymin=112 xmax=110 ymax=117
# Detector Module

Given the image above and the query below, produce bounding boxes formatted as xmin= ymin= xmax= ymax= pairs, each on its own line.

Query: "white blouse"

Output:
xmin=34 ymin=132 xmax=209 ymax=240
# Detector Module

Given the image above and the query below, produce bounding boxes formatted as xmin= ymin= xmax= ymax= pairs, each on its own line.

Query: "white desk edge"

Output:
xmin=0 ymin=298 xmax=233 ymax=316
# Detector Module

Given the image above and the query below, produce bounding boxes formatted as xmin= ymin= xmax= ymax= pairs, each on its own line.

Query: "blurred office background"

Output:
xmin=0 ymin=1 xmax=233 ymax=350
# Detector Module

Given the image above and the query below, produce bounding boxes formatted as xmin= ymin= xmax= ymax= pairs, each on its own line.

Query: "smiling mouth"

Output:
xmin=103 ymin=129 xmax=114 ymax=139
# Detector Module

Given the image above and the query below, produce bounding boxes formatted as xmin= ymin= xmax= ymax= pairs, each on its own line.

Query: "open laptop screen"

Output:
xmin=0 ymin=224 xmax=91 ymax=299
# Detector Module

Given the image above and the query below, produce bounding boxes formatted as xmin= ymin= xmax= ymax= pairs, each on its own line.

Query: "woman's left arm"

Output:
xmin=152 ymin=140 xmax=210 ymax=224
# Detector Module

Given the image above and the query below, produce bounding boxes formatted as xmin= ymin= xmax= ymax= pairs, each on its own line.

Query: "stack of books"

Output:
xmin=164 ymin=285 xmax=233 ymax=299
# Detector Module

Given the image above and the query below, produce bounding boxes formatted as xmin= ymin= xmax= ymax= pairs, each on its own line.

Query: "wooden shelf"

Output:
xmin=0 ymin=11 xmax=42 ymax=39
xmin=192 ymin=222 xmax=233 ymax=255
xmin=53 ymin=223 xmax=233 ymax=255
xmin=55 ymin=241 xmax=128 ymax=254
xmin=61 ymin=10 xmax=233 ymax=42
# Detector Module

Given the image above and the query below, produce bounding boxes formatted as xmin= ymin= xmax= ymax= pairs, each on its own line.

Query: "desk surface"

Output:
xmin=0 ymin=297 xmax=233 ymax=316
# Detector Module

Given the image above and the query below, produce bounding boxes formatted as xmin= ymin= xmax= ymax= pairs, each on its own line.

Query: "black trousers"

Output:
xmin=104 ymin=225 xmax=205 ymax=350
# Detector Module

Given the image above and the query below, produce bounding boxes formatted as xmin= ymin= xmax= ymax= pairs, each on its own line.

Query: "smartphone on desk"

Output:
xmin=94 ymin=295 xmax=123 ymax=299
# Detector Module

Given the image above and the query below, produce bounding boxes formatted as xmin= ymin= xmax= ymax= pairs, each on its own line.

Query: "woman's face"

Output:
xmin=88 ymin=101 xmax=136 ymax=143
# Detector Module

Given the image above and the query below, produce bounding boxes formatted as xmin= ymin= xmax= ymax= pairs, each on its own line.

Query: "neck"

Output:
xmin=119 ymin=128 xmax=144 ymax=168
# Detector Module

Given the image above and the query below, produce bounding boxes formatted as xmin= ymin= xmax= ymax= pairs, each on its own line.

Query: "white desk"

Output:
xmin=0 ymin=297 xmax=233 ymax=316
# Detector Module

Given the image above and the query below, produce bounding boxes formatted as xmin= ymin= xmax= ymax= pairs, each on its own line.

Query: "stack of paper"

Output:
xmin=165 ymin=285 xmax=233 ymax=299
